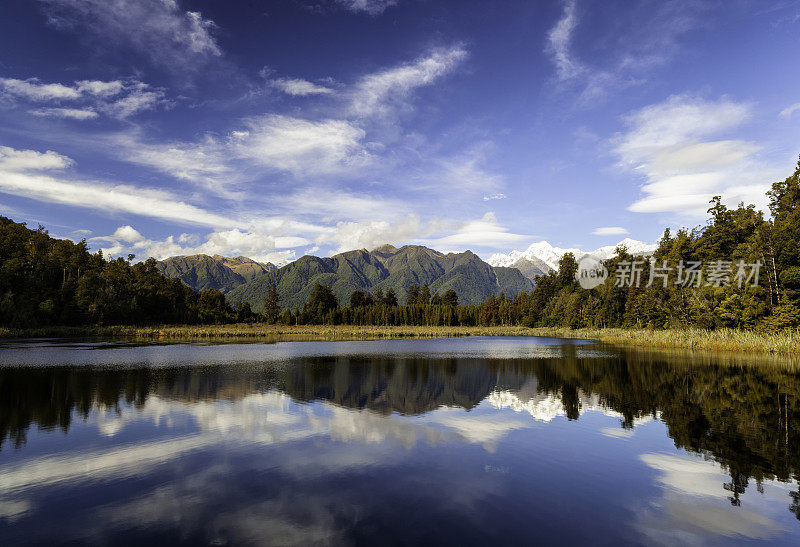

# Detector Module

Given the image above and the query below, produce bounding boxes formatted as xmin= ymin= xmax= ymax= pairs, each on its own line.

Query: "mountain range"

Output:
xmin=154 ymin=238 xmax=656 ymax=311
xmin=225 ymin=244 xmax=534 ymax=312
xmin=155 ymin=254 xmax=276 ymax=293
xmin=487 ymin=238 xmax=657 ymax=278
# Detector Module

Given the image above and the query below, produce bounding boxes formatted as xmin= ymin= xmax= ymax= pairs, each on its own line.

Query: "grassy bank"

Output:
xmin=1 ymin=323 xmax=798 ymax=354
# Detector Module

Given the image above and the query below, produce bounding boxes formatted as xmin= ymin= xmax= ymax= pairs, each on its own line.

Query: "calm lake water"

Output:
xmin=1 ymin=336 xmax=799 ymax=546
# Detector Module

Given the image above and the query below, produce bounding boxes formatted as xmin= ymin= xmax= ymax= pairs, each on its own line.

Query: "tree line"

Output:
xmin=263 ymin=157 xmax=800 ymax=330
xmin=0 ymin=217 xmax=245 ymax=327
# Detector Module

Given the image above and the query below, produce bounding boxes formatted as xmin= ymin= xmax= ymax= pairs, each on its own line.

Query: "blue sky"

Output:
xmin=0 ymin=0 xmax=798 ymax=263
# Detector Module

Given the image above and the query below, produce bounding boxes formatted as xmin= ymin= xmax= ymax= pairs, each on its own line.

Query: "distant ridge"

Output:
xmin=226 ymin=244 xmax=534 ymax=312
xmin=487 ymin=238 xmax=657 ymax=280
xmin=156 ymin=254 xmax=276 ymax=293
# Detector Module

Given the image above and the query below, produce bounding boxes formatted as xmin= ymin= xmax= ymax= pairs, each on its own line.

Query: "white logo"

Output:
xmin=576 ymin=255 xmax=608 ymax=289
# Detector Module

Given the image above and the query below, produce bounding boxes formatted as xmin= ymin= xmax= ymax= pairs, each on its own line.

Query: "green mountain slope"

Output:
xmin=227 ymin=245 xmax=535 ymax=312
xmin=156 ymin=254 xmax=276 ymax=293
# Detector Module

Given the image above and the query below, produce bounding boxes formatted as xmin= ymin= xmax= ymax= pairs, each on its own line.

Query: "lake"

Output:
xmin=0 ymin=336 xmax=798 ymax=545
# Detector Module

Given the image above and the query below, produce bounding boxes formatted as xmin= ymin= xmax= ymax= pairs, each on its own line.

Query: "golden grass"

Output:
xmin=1 ymin=324 xmax=798 ymax=354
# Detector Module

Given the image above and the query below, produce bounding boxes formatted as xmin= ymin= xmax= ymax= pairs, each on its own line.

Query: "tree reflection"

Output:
xmin=1 ymin=348 xmax=799 ymax=514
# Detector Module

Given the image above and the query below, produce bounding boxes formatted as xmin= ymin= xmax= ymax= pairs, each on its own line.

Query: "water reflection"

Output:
xmin=0 ymin=337 xmax=799 ymax=545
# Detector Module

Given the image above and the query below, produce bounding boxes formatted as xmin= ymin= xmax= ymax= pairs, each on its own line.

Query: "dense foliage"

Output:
xmin=0 ymin=217 xmax=237 ymax=327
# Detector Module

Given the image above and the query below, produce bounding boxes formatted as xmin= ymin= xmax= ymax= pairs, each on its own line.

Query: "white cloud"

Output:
xmin=2 ymin=75 xmax=164 ymax=119
xmin=614 ymin=95 xmax=780 ymax=216
xmin=780 ymin=102 xmax=800 ymax=118
xmin=277 ymin=188 xmax=406 ymax=220
xmin=28 ymin=107 xmax=99 ymax=120
xmin=544 ymin=1 xmax=703 ymax=102
xmin=616 ymin=95 xmax=751 ymax=163
xmin=112 ymin=225 xmax=145 ymax=243
xmin=430 ymin=144 xmax=504 ymax=195
xmin=233 ymin=115 xmax=369 ymax=176
xmin=93 ymin=226 xmax=304 ymax=264
xmin=0 ymin=145 xmax=232 ymax=227
xmin=0 ymin=77 xmax=81 ymax=101
xmin=335 ymin=0 xmax=397 ymax=15
xmin=482 ymin=193 xmax=506 ymax=201
xmin=40 ymin=0 xmax=221 ymax=69
xmin=546 ymin=0 xmax=583 ymax=80
xmin=420 ymin=212 xmax=531 ymax=251
xmin=592 ymin=226 xmax=629 ymax=236
xmin=119 ymin=114 xmax=369 ymax=192
xmin=270 ymin=77 xmax=334 ymax=96
xmin=0 ymin=145 xmax=74 ymax=171
xmin=318 ymin=214 xmax=433 ymax=253
xmin=99 ymin=83 xmax=165 ymax=118
xmin=75 ymin=79 xmax=125 ymax=96
xmin=350 ymin=45 xmax=467 ymax=118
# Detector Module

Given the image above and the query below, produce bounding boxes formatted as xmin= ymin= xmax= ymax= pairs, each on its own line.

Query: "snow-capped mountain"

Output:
xmin=487 ymin=238 xmax=657 ymax=275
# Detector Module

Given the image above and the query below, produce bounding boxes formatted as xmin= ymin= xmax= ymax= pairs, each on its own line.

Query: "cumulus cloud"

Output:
xmin=39 ymin=0 xmax=221 ymax=69
xmin=93 ymin=226 xmax=304 ymax=264
xmin=614 ymin=95 xmax=781 ymax=216
xmin=317 ymin=214 xmax=435 ymax=253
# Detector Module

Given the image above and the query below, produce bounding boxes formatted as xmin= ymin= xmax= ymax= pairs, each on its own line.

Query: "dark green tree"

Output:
xmin=306 ymin=284 xmax=338 ymax=323
xmin=442 ymin=289 xmax=458 ymax=307
xmin=406 ymin=285 xmax=420 ymax=306
xmin=263 ymin=284 xmax=281 ymax=324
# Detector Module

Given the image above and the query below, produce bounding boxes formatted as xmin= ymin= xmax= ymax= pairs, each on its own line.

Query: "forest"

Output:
xmin=0 ymin=216 xmax=246 ymax=327
xmin=1 ymin=156 xmax=798 ymax=331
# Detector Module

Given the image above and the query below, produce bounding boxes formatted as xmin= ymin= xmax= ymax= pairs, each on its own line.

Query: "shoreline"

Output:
xmin=1 ymin=324 xmax=798 ymax=354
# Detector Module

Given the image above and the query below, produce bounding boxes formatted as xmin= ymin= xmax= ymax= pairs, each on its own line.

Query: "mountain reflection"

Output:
xmin=1 ymin=346 xmax=799 ymax=518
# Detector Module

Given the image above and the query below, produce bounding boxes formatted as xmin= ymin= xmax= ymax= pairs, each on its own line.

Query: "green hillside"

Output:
xmin=156 ymin=254 xmax=275 ymax=293
xmin=226 ymin=245 xmax=535 ymax=312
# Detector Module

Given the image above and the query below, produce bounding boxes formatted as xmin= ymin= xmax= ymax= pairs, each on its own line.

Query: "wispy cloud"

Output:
xmin=334 ymin=0 xmax=398 ymax=15
xmin=420 ymin=212 xmax=531 ymax=251
xmin=546 ymin=0 xmax=583 ymax=80
xmin=544 ymin=0 xmax=703 ymax=102
xmin=1 ymin=76 xmax=165 ymax=119
xmin=780 ymin=102 xmax=800 ymax=118
xmin=39 ymin=0 xmax=221 ymax=70
xmin=115 ymin=114 xmax=370 ymax=197
xmin=28 ymin=107 xmax=99 ymax=120
xmin=0 ymin=145 xmax=231 ymax=227
xmin=592 ymin=226 xmax=628 ymax=236
xmin=614 ymin=95 xmax=781 ymax=216
xmin=349 ymin=45 xmax=468 ymax=118
xmin=270 ymin=77 xmax=335 ymax=96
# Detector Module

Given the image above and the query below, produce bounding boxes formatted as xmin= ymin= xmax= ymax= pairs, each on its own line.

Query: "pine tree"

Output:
xmin=263 ymin=284 xmax=281 ymax=324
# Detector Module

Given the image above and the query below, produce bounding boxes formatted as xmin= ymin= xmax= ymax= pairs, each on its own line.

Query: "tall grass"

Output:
xmin=1 ymin=324 xmax=798 ymax=354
